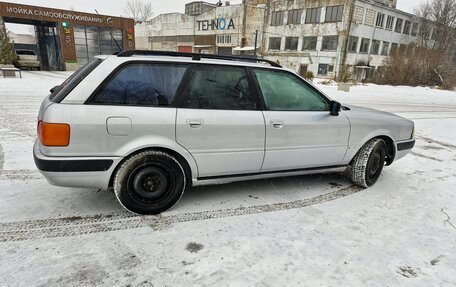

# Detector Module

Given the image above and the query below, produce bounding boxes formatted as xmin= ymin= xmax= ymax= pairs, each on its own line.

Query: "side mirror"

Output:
xmin=330 ymin=101 xmax=341 ymax=116
xmin=50 ymin=85 xmax=60 ymax=94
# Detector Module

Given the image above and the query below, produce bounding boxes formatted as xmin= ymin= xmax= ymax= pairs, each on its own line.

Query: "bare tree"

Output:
xmin=124 ymin=0 xmax=154 ymax=23
xmin=415 ymin=0 xmax=456 ymax=53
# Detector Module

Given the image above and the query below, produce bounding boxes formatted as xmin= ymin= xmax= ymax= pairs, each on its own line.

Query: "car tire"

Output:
xmin=349 ymin=138 xmax=386 ymax=188
xmin=113 ymin=150 xmax=186 ymax=215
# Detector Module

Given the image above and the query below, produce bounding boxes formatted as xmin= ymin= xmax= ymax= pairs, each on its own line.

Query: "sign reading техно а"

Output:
xmin=197 ymin=18 xmax=235 ymax=31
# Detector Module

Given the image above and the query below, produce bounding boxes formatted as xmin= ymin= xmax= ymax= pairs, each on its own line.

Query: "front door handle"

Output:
xmin=270 ymin=120 xmax=284 ymax=129
xmin=187 ymin=119 xmax=203 ymax=128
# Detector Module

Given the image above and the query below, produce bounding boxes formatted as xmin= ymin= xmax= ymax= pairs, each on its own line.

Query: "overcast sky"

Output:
xmin=5 ymin=0 xmax=423 ymax=34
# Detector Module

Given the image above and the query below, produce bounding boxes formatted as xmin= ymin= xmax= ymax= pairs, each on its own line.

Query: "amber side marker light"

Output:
xmin=38 ymin=121 xmax=71 ymax=147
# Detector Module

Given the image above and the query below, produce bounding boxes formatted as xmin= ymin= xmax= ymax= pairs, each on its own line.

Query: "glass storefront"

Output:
xmin=74 ymin=25 xmax=123 ymax=65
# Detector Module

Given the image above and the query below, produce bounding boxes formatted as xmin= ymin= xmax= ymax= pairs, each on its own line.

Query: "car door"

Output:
xmin=252 ymin=68 xmax=350 ymax=172
xmin=176 ymin=64 xmax=265 ymax=178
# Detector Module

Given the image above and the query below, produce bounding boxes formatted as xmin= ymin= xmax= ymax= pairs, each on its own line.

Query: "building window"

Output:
xmin=325 ymin=5 xmax=344 ymax=22
xmin=348 ymin=36 xmax=359 ymax=53
xmin=371 ymin=40 xmax=380 ymax=55
xmin=403 ymin=20 xmax=411 ymax=35
xmin=318 ymin=64 xmax=334 ymax=76
xmin=269 ymin=37 xmax=282 ymax=50
xmin=411 ymin=23 xmax=419 ymax=36
xmin=359 ymin=38 xmax=370 ymax=53
xmin=288 ymin=9 xmax=303 ymax=24
xmin=395 ymin=18 xmax=403 ymax=33
xmin=305 ymin=7 xmax=321 ymax=24
xmin=285 ymin=37 xmax=299 ymax=50
xmin=431 ymin=28 xmax=437 ymax=40
xmin=376 ymin=12 xmax=385 ymax=28
xmin=391 ymin=42 xmax=399 ymax=53
xmin=217 ymin=35 xmax=232 ymax=44
xmin=321 ymin=36 xmax=338 ymax=51
xmin=385 ymin=15 xmax=394 ymax=30
xmin=271 ymin=11 xmax=285 ymax=26
xmin=380 ymin=41 xmax=389 ymax=55
xmin=302 ymin=36 xmax=317 ymax=50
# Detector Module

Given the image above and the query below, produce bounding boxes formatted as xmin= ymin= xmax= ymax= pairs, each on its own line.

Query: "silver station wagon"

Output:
xmin=34 ymin=51 xmax=415 ymax=214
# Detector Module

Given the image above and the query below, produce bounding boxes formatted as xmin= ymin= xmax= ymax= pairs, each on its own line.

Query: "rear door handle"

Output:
xmin=187 ymin=119 xmax=203 ymax=128
xmin=270 ymin=120 xmax=284 ymax=129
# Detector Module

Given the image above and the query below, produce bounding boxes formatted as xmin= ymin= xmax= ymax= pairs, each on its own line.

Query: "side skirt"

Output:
xmin=192 ymin=165 xmax=348 ymax=186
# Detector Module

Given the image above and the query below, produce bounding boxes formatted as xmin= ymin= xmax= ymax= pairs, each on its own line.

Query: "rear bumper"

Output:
xmin=16 ymin=61 xmax=40 ymax=68
xmin=33 ymin=140 xmax=122 ymax=190
xmin=395 ymin=139 xmax=415 ymax=161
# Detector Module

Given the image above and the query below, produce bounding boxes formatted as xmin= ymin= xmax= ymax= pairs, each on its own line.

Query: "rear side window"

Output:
xmin=183 ymin=65 xmax=256 ymax=110
xmin=51 ymin=58 xmax=102 ymax=103
xmin=90 ymin=63 xmax=188 ymax=106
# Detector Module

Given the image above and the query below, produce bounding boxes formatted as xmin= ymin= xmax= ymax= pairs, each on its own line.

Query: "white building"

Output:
xmin=136 ymin=0 xmax=434 ymax=79
xmin=263 ymin=0 xmax=433 ymax=79
xmin=135 ymin=1 xmax=267 ymax=55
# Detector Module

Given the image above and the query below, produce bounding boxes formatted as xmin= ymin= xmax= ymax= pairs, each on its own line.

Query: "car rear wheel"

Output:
xmin=349 ymin=139 xmax=386 ymax=188
xmin=113 ymin=150 xmax=186 ymax=215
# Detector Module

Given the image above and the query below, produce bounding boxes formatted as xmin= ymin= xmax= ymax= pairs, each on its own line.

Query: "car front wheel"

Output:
xmin=349 ymin=138 xmax=386 ymax=188
xmin=113 ymin=150 xmax=186 ymax=215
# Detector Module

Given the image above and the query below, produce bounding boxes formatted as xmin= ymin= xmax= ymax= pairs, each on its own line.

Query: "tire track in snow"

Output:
xmin=0 ymin=185 xmax=364 ymax=242
xmin=417 ymin=136 xmax=456 ymax=150
xmin=0 ymin=144 xmax=4 ymax=175
xmin=0 ymin=169 xmax=42 ymax=180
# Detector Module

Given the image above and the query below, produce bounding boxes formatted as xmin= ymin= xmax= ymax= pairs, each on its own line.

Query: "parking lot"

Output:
xmin=1 ymin=72 xmax=455 ymax=286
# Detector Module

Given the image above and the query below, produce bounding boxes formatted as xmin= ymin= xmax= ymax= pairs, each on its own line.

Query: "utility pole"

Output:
xmin=254 ymin=30 xmax=258 ymax=57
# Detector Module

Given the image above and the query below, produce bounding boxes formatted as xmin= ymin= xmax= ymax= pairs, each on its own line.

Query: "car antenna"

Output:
xmin=95 ymin=9 xmax=123 ymax=52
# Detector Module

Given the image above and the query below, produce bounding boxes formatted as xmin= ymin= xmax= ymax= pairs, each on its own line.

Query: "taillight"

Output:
xmin=38 ymin=120 xmax=70 ymax=147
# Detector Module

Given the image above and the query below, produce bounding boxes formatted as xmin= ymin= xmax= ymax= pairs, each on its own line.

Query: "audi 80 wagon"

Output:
xmin=34 ymin=51 xmax=415 ymax=214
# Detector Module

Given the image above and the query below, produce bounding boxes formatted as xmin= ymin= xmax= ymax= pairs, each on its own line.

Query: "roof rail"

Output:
xmin=116 ymin=50 xmax=282 ymax=68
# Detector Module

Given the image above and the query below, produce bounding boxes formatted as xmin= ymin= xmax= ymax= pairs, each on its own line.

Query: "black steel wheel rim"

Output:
xmin=367 ymin=149 xmax=382 ymax=181
xmin=128 ymin=163 xmax=175 ymax=203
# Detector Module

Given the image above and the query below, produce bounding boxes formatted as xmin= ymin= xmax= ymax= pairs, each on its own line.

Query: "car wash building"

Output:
xmin=0 ymin=1 xmax=135 ymax=71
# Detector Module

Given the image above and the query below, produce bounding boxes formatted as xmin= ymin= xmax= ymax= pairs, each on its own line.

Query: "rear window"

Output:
xmin=16 ymin=50 xmax=36 ymax=55
xmin=88 ymin=63 xmax=188 ymax=106
xmin=50 ymin=58 xmax=103 ymax=103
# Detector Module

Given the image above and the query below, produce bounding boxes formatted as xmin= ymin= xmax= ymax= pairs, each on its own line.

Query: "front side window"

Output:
xmin=321 ymin=36 xmax=338 ymax=51
xmin=285 ymin=37 xmax=299 ymax=50
xmin=254 ymin=69 xmax=328 ymax=111
xmin=184 ymin=65 xmax=255 ymax=110
xmin=269 ymin=37 xmax=282 ymax=50
xmin=90 ymin=63 xmax=188 ymax=106
xmin=325 ymin=5 xmax=344 ymax=22
xmin=348 ymin=36 xmax=359 ymax=52
xmin=302 ymin=36 xmax=318 ymax=50
xmin=305 ymin=8 xmax=321 ymax=24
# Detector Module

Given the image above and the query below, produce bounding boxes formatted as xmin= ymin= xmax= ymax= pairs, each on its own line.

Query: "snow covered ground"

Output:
xmin=0 ymin=72 xmax=455 ymax=287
